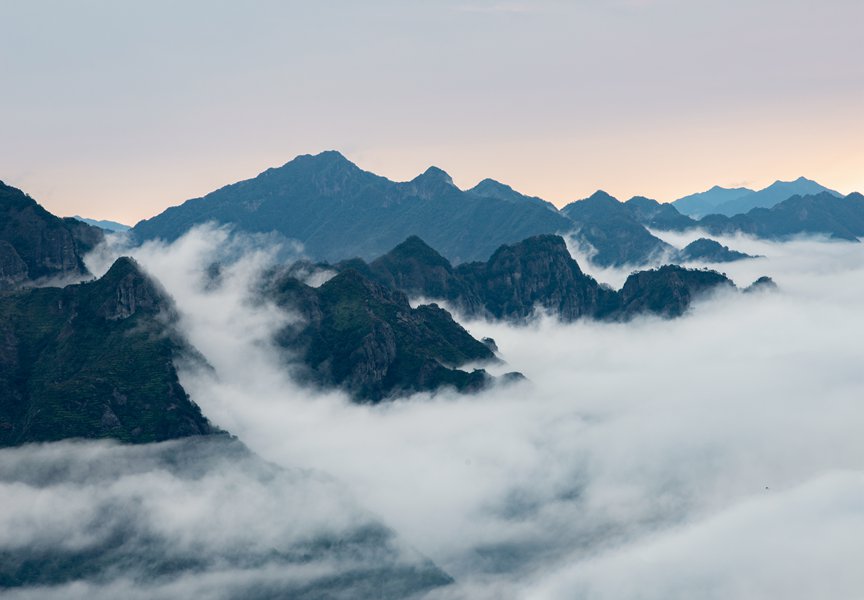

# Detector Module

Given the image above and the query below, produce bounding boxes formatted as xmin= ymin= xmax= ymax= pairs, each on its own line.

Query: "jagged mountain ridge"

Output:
xmin=337 ymin=234 xmax=742 ymax=323
xmin=133 ymin=151 xmax=574 ymax=264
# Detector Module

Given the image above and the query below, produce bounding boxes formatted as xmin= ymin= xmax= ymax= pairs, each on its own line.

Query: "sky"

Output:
xmin=1 ymin=0 xmax=862 ymax=224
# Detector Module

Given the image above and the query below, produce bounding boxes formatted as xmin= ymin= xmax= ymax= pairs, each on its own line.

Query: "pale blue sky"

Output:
xmin=1 ymin=0 xmax=861 ymax=223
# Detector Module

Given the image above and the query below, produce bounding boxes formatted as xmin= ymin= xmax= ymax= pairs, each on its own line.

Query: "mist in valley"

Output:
xmin=40 ymin=227 xmax=861 ymax=598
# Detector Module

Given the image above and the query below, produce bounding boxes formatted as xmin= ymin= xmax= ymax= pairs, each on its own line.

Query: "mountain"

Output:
xmin=672 ymin=185 xmax=755 ymax=217
xmin=468 ymin=178 xmax=558 ymax=211
xmin=617 ymin=265 xmax=735 ymax=318
xmin=132 ymin=151 xmax=573 ymax=264
xmin=73 ymin=215 xmax=131 ymax=232
xmin=0 ymin=257 xmax=214 ymax=446
xmin=698 ymin=191 xmax=864 ymax=241
xmin=712 ymin=177 xmax=842 ymax=216
xmin=624 ymin=196 xmax=698 ymax=231
xmin=266 ymin=267 xmax=502 ymax=402
xmin=337 ymin=235 xmax=741 ymax=323
xmin=0 ymin=181 xmax=103 ymax=289
xmin=561 ymin=191 xmax=674 ymax=266
xmin=674 ymin=238 xmax=756 ymax=263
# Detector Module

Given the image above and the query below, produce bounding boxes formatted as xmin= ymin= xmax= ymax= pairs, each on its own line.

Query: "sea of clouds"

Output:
xmin=3 ymin=226 xmax=862 ymax=599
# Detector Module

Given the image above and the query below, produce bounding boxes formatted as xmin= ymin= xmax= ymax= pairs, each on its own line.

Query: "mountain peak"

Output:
xmin=471 ymin=178 xmax=513 ymax=194
xmin=413 ymin=166 xmax=455 ymax=186
xmin=376 ymin=235 xmax=452 ymax=270
xmin=283 ymin=150 xmax=358 ymax=170
xmin=585 ymin=190 xmax=620 ymax=204
xmin=94 ymin=257 xmax=167 ymax=319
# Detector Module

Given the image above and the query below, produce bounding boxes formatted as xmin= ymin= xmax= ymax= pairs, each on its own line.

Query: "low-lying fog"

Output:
xmin=13 ymin=227 xmax=862 ymax=599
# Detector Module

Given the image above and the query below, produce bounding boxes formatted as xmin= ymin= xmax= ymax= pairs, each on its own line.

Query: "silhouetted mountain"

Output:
xmin=0 ymin=181 xmax=103 ymax=289
xmin=73 ymin=215 xmax=131 ymax=232
xmin=561 ymin=191 xmax=674 ymax=266
xmin=624 ymin=196 xmax=697 ymax=231
xmin=675 ymin=238 xmax=756 ymax=263
xmin=336 ymin=235 xmax=739 ymax=323
xmin=672 ymin=185 xmax=754 ymax=217
xmin=132 ymin=151 xmax=572 ymax=264
xmin=267 ymin=267 xmax=501 ymax=402
xmin=468 ymin=178 xmax=558 ymax=211
xmin=0 ymin=257 xmax=214 ymax=446
xmin=712 ymin=177 xmax=842 ymax=216
xmin=698 ymin=192 xmax=864 ymax=240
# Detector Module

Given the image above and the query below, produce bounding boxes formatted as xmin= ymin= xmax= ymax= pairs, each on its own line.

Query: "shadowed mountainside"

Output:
xmin=335 ymin=235 xmax=743 ymax=323
xmin=561 ymin=191 xmax=675 ymax=266
xmin=0 ymin=181 xmax=103 ymax=289
xmin=0 ymin=257 xmax=214 ymax=446
xmin=265 ymin=266 xmax=504 ymax=403
xmin=132 ymin=151 xmax=573 ymax=264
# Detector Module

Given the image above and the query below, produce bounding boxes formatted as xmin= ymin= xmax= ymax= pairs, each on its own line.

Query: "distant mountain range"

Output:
xmin=127 ymin=151 xmax=708 ymax=268
xmin=73 ymin=215 xmax=131 ymax=232
xmin=697 ymin=191 xmax=864 ymax=241
xmin=131 ymin=152 xmax=861 ymax=268
xmin=630 ymin=192 xmax=864 ymax=241
xmin=672 ymin=177 xmax=843 ymax=217
xmin=132 ymin=151 xmax=573 ymax=264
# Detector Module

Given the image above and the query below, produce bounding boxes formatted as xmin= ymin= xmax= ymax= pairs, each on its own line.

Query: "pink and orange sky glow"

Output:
xmin=2 ymin=0 xmax=862 ymax=224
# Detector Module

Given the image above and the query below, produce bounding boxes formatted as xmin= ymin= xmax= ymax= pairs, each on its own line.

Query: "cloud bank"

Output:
xmin=61 ymin=228 xmax=864 ymax=597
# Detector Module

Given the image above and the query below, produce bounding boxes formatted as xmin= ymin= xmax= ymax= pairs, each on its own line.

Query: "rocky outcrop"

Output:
xmin=92 ymin=256 xmax=164 ymax=319
xmin=267 ymin=268 xmax=501 ymax=402
xmin=0 ymin=181 xmax=104 ymax=288
xmin=455 ymin=234 xmax=619 ymax=320
xmin=0 ymin=257 xmax=213 ymax=446
xmin=617 ymin=265 xmax=735 ymax=318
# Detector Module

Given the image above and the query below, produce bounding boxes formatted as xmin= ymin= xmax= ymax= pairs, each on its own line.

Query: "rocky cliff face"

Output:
xmin=455 ymin=234 xmax=619 ymax=320
xmin=0 ymin=181 xmax=104 ymax=288
xmin=0 ymin=257 xmax=213 ymax=446
xmin=267 ymin=268 xmax=499 ymax=402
